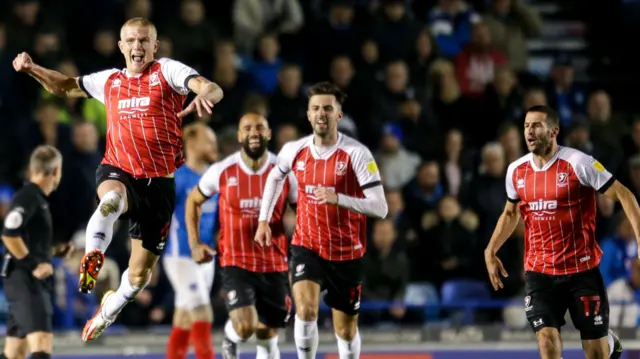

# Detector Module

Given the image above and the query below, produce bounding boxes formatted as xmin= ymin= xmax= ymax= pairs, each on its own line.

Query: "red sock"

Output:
xmin=191 ymin=321 xmax=214 ymax=359
xmin=167 ymin=327 xmax=191 ymax=359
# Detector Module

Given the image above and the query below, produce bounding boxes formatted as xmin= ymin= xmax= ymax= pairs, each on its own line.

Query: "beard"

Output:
xmin=531 ymin=134 xmax=553 ymax=156
xmin=242 ymin=136 xmax=268 ymax=160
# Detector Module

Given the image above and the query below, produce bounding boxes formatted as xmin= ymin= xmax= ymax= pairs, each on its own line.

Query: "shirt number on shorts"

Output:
xmin=579 ymin=295 xmax=601 ymax=317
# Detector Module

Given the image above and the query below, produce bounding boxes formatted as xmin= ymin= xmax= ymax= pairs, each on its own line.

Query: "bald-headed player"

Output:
xmin=164 ymin=123 xmax=219 ymax=359
xmin=13 ymin=17 xmax=224 ymax=341
xmin=186 ymin=114 xmax=297 ymax=359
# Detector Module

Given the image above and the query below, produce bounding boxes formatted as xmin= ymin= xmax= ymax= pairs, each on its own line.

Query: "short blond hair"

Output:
xmin=183 ymin=122 xmax=210 ymax=145
xmin=120 ymin=17 xmax=157 ymax=39
xmin=29 ymin=145 xmax=62 ymax=175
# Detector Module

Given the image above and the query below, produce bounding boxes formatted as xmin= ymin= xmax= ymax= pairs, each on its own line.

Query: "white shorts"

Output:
xmin=163 ymin=256 xmax=215 ymax=310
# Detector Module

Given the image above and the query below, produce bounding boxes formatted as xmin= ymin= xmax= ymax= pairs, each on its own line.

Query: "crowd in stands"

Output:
xmin=0 ymin=0 xmax=638 ymax=330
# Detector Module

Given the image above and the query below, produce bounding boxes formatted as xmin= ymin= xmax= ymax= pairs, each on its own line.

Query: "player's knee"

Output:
xmin=255 ymin=327 xmax=278 ymax=340
xmin=25 ymin=332 xmax=52 ymax=354
xmin=334 ymin=319 xmax=358 ymax=341
xmin=173 ymin=309 xmax=192 ymax=329
xmin=98 ymin=190 xmax=125 ymax=217
xmin=296 ymin=304 xmax=319 ymax=321
xmin=582 ymin=338 xmax=609 ymax=359
xmin=190 ymin=304 xmax=213 ymax=323
xmin=536 ymin=328 xmax=561 ymax=354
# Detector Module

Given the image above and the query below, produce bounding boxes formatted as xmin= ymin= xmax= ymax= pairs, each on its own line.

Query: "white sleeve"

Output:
xmin=259 ymin=168 xmax=287 ymax=221
xmin=573 ymin=154 xmax=615 ymax=192
xmin=79 ymin=69 xmax=119 ymax=104
xmin=275 ymin=141 xmax=298 ymax=175
xmin=286 ymin=172 xmax=298 ymax=204
xmin=336 ymin=185 xmax=388 ymax=219
xmin=159 ymin=58 xmax=199 ymax=95
xmin=505 ymin=163 xmax=519 ymax=202
xmin=350 ymin=146 xmax=383 ymax=190
xmin=197 ymin=164 xmax=221 ymax=198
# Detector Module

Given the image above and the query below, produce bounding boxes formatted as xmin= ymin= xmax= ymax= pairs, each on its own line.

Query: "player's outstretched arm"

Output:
xmin=13 ymin=52 xmax=86 ymax=98
xmin=317 ymin=185 xmax=389 ymax=219
xmin=484 ymin=201 xmax=520 ymax=290
xmin=603 ymin=181 xmax=640 ymax=245
xmin=177 ymin=77 xmax=224 ymax=118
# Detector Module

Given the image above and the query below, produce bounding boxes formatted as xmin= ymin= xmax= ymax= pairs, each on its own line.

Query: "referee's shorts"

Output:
xmin=3 ymin=266 xmax=53 ymax=338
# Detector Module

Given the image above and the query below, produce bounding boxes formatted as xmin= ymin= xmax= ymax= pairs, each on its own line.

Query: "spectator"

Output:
xmin=545 ymin=55 xmax=587 ymax=128
xmin=375 ymin=123 xmax=421 ymax=190
xmin=440 ymin=129 xmax=474 ymax=197
xmin=482 ymin=0 xmax=542 ymax=73
xmin=407 ymin=28 xmax=440 ymax=93
xmin=268 ymin=64 xmax=307 ymax=131
xmin=608 ymin=258 xmax=640 ymax=328
xmin=403 ymin=160 xmax=446 ymax=231
xmin=250 ymin=33 xmax=283 ymax=95
xmin=80 ymin=27 xmax=121 ymax=73
xmin=167 ymin=0 xmax=217 ymax=71
xmin=273 ymin=123 xmax=300 ymax=153
xmin=210 ymin=51 xmax=253 ymax=129
xmin=233 ymin=0 xmax=304 ymax=55
xmin=372 ymin=0 xmax=422 ymax=63
xmin=428 ymin=0 xmax=480 ymax=59
xmin=484 ymin=68 xmax=522 ymax=138
xmin=600 ymin=215 xmax=638 ymax=287
xmin=498 ymin=123 xmax=525 ymax=164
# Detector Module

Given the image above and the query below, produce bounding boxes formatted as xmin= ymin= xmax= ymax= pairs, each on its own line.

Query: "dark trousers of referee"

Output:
xmin=1 ymin=256 xmax=54 ymax=359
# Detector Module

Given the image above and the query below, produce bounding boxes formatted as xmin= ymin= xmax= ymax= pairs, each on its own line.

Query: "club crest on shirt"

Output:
xmin=296 ymin=161 xmax=305 ymax=172
xmin=557 ymin=172 xmax=568 ymax=187
xmin=336 ymin=161 xmax=347 ymax=176
xmin=111 ymin=79 xmax=121 ymax=88
xmin=150 ymin=72 xmax=160 ymax=86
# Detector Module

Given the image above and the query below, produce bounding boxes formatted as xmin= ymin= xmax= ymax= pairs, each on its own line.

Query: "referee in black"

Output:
xmin=0 ymin=145 xmax=72 ymax=359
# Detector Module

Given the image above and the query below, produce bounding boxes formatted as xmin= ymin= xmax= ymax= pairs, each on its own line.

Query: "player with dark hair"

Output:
xmin=485 ymin=105 xmax=633 ymax=359
xmin=13 ymin=17 xmax=224 ymax=341
xmin=187 ymin=113 xmax=297 ymax=359
xmin=256 ymin=82 xmax=388 ymax=359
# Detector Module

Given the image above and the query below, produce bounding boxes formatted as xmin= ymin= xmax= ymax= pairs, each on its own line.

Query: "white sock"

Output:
xmin=294 ymin=315 xmax=318 ymax=359
xmin=608 ymin=331 xmax=615 ymax=356
xmin=224 ymin=320 xmax=247 ymax=343
xmin=101 ymin=268 xmax=150 ymax=319
xmin=86 ymin=191 xmax=124 ymax=253
xmin=335 ymin=330 xmax=361 ymax=359
xmin=256 ymin=335 xmax=280 ymax=359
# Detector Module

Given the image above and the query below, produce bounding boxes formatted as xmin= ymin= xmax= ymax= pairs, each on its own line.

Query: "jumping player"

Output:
xmin=256 ymin=82 xmax=388 ymax=359
xmin=163 ymin=123 xmax=219 ymax=359
xmin=484 ymin=105 xmax=638 ymax=359
xmin=186 ymin=113 xmax=296 ymax=359
xmin=12 ymin=17 xmax=224 ymax=342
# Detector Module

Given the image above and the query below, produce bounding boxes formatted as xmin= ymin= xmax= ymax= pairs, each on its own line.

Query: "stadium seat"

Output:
xmin=404 ymin=282 xmax=440 ymax=321
xmin=440 ymin=279 xmax=491 ymax=324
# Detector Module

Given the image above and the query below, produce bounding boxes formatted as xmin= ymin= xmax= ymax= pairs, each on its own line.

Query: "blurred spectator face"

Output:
xmin=416 ymin=30 xmax=433 ymax=59
xmin=482 ymin=145 xmax=505 ymax=177
xmin=523 ymin=89 xmax=547 ymax=109
xmin=361 ymin=40 xmax=379 ymax=64
xmin=189 ymin=126 xmax=218 ymax=163
xmin=258 ymin=35 xmax=280 ymax=63
xmin=0 ymin=23 xmax=6 ymax=50
xmin=471 ymin=23 xmax=492 ymax=50
xmin=493 ymin=0 xmax=511 ymax=14
xmin=499 ymin=126 xmax=521 ymax=155
xmin=439 ymin=0 xmax=462 ymax=13
xmin=566 ymin=127 xmax=590 ymax=147
xmin=243 ymin=94 xmax=269 ymax=118
xmin=14 ymin=1 xmax=40 ymax=26
xmin=386 ymin=190 xmax=404 ymax=216
xmin=384 ymin=1 xmax=406 ymax=21
xmin=417 ymin=162 xmax=440 ymax=190
xmin=617 ymin=216 xmax=634 ymax=240
xmin=275 ymin=124 xmax=299 ymax=151
xmin=587 ymin=91 xmax=611 ymax=122
xmin=72 ymin=122 xmax=99 ymax=153
xmin=37 ymin=104 xmax=60 ymax=126
xmin=278 ymin=66 xmax=302 ymax=96
xmin=57 ymin=60 xmax=79 ymax=77
xmin=214 ymin=62 xmax=238 ymax=87
xmin=127 ymin=0 xmax=151 ymax=19
xmin=438 ymin=195 xmax=461 ymax=222
xmin=444 ymin=129 xmax=463 ymax=157
xmin=400 ymin=100 xmax=422 ymax=122
xmin=157 ymin=36 xmax=173 ymax=58
xmin=552 ymin=64 xmax=574 ymax=89
xmin=380 ymin=133 xmax=401 ymax=154
xmin=385 ymin=61 xmax=408 ymax=93
xmin=494 ymin=68 xmax=516 ymax=96
xmin=215 ymin=41 xmax=236 ymax=64
xmin=34 ymin=32 xmax=60 ymax=56
xmin=94 ymin=30 xmax=116 ymax=56
xmin=330 ymin=4 xmax=355 ymax=25
xmin=372 ymin=219 xmax=396 ymax=252
xmin=330 ymin=56 xmax=354 ymax=88
xmin=181 ymin=0 xmax=205 ymax=26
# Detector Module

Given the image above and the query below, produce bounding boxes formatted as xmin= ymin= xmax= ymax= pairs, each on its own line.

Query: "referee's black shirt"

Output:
xmin=2 ymin=182 xmax=53 ymax=265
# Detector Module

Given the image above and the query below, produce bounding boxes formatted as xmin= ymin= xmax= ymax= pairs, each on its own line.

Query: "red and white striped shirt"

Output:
xmin=273 ymin=134 xmax=383 ymax=261
xmin=506 ymin=146 xmax=615 ymax=275
xmin=80 ymin=58 xmax=198 ymax=178
xmin=197 ymin=152 xmax=297 ymax=273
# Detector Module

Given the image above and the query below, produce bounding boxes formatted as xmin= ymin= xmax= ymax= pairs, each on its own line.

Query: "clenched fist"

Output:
xmin=13 ymin=52 xmax=34 ymax=73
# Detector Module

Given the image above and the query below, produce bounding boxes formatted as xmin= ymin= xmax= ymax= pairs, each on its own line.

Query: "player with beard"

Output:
xmin=484 ymin=105 xmax=635 ymax=359
xmin=164 ymin=123 xmax=219 ymax=359
xmin=256 ymin=82 xmax=388 ymax=359
xmin=185 ymin=113 xmax=297 ymax=359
